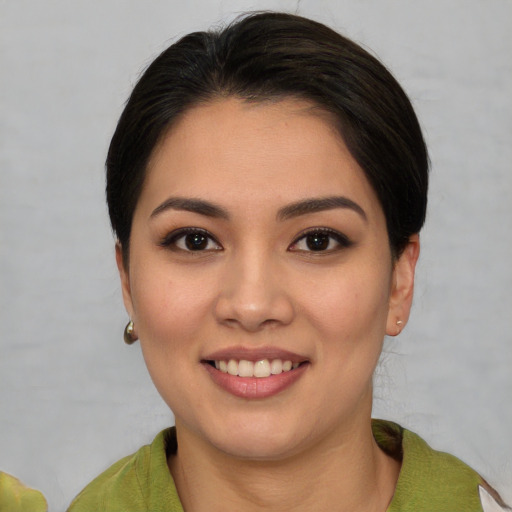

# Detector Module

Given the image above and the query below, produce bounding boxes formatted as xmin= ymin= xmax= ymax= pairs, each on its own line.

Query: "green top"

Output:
xmin=0 ymin=472 xmax=48 ymax=512
xmin=67 ymin=420 xmax=487 ymax=511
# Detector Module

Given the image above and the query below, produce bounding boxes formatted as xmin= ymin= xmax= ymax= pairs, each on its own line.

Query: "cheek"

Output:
xmin=130 ymin=267 xmax=219 ymax=411
xmin=298 ymin=265 xmax=392 ymax=339
xmin=129 ymin=263 xmax=217 ymax=351
xmin=308 ymin=270 xmax=391 ymax=397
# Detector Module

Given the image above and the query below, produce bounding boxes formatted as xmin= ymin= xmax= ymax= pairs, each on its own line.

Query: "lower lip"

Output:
xmin=203 ymin=363 xmax=309 ymax=399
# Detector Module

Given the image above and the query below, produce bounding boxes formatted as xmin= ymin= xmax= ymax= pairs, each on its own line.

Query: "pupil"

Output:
xmin=306 ymin=233 xmax=329 ymax=251
xmin=185 ymin=233 xmax=208 ymax=250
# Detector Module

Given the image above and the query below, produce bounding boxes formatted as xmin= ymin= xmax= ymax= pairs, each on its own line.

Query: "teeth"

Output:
xmin=270 ymin=359 xmax=282 ymax=374
xmin=254 ymin=359 xmax=271 ymax=378
xmin=214 ymin=358 xmax=300 ymax=378
xmin=238 ymin=360 xmax=254 ymax=377
xmin=227 ymin=359 xmax=238 ymax=376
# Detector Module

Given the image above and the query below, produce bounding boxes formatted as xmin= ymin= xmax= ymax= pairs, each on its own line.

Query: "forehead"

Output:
xmin=141 ymin=97 xmax=382 ymax=221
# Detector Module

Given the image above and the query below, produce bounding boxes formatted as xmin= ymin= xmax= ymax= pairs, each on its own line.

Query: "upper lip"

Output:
xmin=202 ymin=346 xmax=308 ymax=364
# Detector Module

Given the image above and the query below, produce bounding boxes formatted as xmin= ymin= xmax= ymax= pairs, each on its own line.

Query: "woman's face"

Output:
xmin=118 ymin=98 xmax=418 ymax=460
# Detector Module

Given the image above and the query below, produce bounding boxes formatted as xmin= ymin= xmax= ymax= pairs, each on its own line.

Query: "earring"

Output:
xmin=396 ymin=319 xmax=404 ymax=335
xmin=124 ymin=320 xmax=137 ymax=345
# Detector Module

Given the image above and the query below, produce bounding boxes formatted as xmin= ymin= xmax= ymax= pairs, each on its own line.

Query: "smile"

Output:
xmin=211 ymin=359 xmax=301 ymax=378
xmin=202 ymin=349 xmax=309 ymax=399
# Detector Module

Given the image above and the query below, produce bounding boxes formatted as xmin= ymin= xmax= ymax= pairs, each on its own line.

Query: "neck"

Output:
xmin=168 ymin=415 xmax=400 ymax=512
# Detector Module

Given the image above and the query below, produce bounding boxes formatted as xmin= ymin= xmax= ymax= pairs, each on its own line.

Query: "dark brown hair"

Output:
xmin=106 ymin=12 xmax=429 ymax=264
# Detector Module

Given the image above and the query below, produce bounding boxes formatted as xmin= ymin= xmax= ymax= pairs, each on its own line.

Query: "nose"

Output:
xmin=213 ymin=251 xmax=295 ymax=332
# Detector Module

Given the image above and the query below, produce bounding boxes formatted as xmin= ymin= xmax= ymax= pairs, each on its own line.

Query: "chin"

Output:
xmin=217 ymin=437 xmax=301 ymax=461
xmin=205 ymin=419 xmax=311 ymax=461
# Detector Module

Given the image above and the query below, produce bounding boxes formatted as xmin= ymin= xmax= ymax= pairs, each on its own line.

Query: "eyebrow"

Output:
xmin=150 ymin=195 xmax=367 ymax=222
xmin=277 ymin=196 xmax=367 ymax=222
xmin=151 ymin=197 xmax=229 ymax=219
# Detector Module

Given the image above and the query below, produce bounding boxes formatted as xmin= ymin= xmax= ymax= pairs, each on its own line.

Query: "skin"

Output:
xmin=116 ymin=98 xmax=420 ymax=511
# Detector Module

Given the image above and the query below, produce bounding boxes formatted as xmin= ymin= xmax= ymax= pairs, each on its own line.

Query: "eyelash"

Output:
xmin=288 ymin=228 xmax=352 ymax=253
xmin=159 ymin=227 xmax=352 ymax=253
xmin=159 ymin=228 xmax=222 ymax=252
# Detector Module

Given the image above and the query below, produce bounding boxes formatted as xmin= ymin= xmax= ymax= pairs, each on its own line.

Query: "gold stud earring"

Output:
xmin=124 ymin=320 xmax=137 ymax=345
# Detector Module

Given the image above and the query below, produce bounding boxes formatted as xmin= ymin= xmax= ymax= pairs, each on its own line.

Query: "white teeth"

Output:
xmin=270 ymin=359 xmax=283 ymax=375
xmin=227 ymin=359 xmax=238 ymax=376
xmin=238 ymin=360 xmax=254 ymax=377
xmin=253 ymin=359 xmax=271 ymax=378
xmin=214 ymin=358 xmax=299 ymax=378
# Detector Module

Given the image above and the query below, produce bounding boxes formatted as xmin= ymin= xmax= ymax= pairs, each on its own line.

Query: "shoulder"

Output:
xmin=67 ymin=428 xmax=183 ymax=512
xmin=399 ymin=426 xmax=483 ymax=506
xmin=372 ymin=419 xmax=500 ymax=511
xmin=0 ymin=472 xmax=48 ymax=512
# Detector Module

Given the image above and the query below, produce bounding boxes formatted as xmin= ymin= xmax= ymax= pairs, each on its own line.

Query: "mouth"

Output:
xmin=201 ymin=350 xmax=310 ymax=399
xmin=204 ymin=358 xmax=304 ymax=378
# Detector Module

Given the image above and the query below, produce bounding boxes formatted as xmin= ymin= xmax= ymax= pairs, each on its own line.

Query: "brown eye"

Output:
xmin=161 ymin=228 xmax=222 ymax=252
xmin=305 ymin=232 xmax=330 ymax=251
xmin=184 ymin=232 xmax=209 ymax=250
xmin=289 ymin=229 xmax=351 ymax=253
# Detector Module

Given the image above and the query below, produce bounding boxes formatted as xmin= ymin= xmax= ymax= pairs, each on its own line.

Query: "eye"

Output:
xmin=289 ymin=228 xmax=351 ymax=252
xmin=160 ymin=228 xmax=222 ymax=252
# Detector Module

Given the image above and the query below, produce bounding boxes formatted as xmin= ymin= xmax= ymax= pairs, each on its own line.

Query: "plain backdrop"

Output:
xmin=1 ymin=1 xmax=511 ymax=509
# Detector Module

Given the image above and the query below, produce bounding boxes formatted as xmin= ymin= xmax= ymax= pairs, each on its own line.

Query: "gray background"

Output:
xmin=1 ymin=1 xmax=511 ymax=509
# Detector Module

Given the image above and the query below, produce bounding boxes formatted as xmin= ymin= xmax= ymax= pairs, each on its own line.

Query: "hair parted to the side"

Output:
xmin=106 ymin=12 xmax=429 ymax=266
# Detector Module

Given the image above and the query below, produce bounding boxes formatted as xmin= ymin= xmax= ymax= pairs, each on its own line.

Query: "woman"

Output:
xmin=67 ymin=12 xmax=507 ymax=511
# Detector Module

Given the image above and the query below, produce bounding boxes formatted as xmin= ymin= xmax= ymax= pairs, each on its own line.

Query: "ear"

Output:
xmin=115 ymin=243 xmax=135 ymax=319
xmin=386 ymin=234 xmax=420 ymax=336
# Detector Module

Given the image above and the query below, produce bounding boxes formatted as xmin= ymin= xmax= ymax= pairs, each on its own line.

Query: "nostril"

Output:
xmin=213 ymin=286 xmax=295 ymax=332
